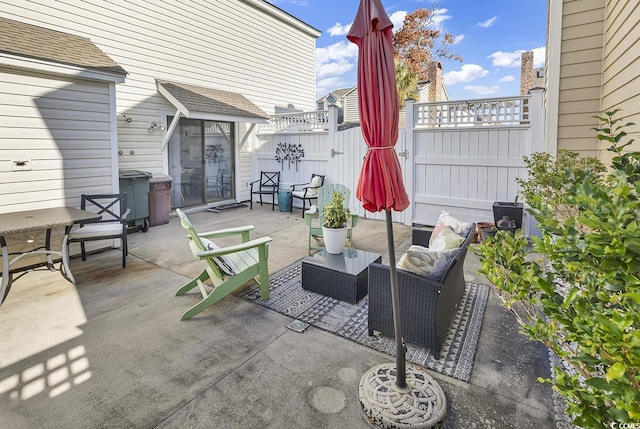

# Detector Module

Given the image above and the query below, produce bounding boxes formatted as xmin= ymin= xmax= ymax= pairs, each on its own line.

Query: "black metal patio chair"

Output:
xmin=249 ymin=171 xmax=280 ymax=210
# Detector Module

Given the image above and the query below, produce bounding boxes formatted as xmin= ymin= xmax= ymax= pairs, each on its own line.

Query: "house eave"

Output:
xmin=188 ymin=111 xmax=269 ymax=124
xmin=0 ymin=53 xmax=126 ymax=83
xmin=156 ymin=81 xmax=268 ymax=124
xmin=239 ymin=0 xmax=322 ymax=38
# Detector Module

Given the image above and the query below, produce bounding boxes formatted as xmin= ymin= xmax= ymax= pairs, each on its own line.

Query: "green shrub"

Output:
xmin=515 ymin=149 xmax=606 ymax=236
xmin=322 ymin=191 xmax=350 ymax=229
xmin=476 ymin=112 xmax=640 ymax=428
xmin=592 ymin=109 xmax=640 ymax=185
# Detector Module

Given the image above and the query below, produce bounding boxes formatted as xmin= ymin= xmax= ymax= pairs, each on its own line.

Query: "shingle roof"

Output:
xmin=157 ymin=79 xmax=269 ymax=121
xmin=331 ymin=88 xmax=351 ymax=99
xmin=316 ymin=87 xmax=352 ymax=103
xmin=0 ymin=16 xmax=126 ymax=76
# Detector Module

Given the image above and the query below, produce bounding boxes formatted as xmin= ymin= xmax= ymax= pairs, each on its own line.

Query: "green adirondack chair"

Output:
xmin=175 ymin=209 xmax=272 ymax=320
xmin=304 ymin=183 xmax=358 ymax=255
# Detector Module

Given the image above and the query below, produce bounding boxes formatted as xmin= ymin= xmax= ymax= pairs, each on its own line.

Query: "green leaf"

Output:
xmin=622 ymin=292 xmax=640 ymax=303
xmin=585 ymin=377 xmax=613 ymax=390
xmin=573 ymin=353 xmax=599 ymax=365
xmin=605 ymin=362 xmax=626 ymax=382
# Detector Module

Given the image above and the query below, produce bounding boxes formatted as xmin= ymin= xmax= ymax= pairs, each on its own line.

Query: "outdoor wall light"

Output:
xmin=147 ymin=121 xmax=165 ymax=132
xmin=122 ymin=114 xmax=132 ymax=123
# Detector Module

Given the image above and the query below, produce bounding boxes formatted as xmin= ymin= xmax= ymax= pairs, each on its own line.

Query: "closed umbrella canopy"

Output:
xmin=348 ymin=0 xmax=410 ymax=389
xmin=347 ymin=0 xmax=409 ymax=213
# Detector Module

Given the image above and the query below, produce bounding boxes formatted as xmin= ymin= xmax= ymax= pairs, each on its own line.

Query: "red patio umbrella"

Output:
xmin=347 ymin=0 xmax=410 ymax=388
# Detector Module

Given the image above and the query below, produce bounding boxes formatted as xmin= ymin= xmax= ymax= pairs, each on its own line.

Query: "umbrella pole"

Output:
xmin=358 ymin=212 xmax=447 ymax=429
xmin=385 ymin=209 xmax=407 ymax=389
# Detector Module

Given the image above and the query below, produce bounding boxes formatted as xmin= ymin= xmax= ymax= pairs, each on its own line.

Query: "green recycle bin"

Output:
xmin=278 ymin=189 xmax=292 ymax=212
xmin=119 ymin=170 xmax=152 ymax=232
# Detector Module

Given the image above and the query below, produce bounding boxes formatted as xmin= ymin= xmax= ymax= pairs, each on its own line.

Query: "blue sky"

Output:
xmin=268 ymin=0 xmax=547 ymax=101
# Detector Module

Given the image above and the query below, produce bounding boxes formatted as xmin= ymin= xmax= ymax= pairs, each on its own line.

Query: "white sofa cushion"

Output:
xmin=429 ymin=210 xmax=472 ymax=246
xmin=429 ymin=226 xmax=465 ymax=251
xmin=396 ymin=245 xmax=458 ymax=280
xmin=70 ymin=223 xmax=123 ymax=239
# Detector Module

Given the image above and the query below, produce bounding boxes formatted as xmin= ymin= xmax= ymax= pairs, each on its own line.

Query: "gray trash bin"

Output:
xmin=149 ymin=174 xmax=172 ymax=227
xmin=119 ymin=170 xmax=152 ymax=232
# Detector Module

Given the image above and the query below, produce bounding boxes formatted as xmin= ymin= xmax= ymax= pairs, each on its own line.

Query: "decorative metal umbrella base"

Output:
xmin=359 ymin=363 xmax=447 ymax=428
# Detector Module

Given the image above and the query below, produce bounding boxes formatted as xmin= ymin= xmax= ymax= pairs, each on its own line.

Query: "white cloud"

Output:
xmin=488 ymin=50 xmax=524 ymax=68
xmin=478 ymin=16 xmax=498 ymax=28
xmin=327 ymin=22 xmax=351 ymax=36
xmin=389 ymin=10 xmax=407 ymax=32
xmin=452 ymin=34 xmax=464 ymax=44
xmin=316 ymin=77 xmax=352 ymax=98
xmin=498 ymin=75 xmax=515 ymax=83
xmin=443 ymin=64 xmax=488 ymax=85
xmin=488 ymin=47 xmax=547 ymax=68
xmin=315 ymin=41 xmax=358 ymax=93
xmin=463 ymin=85 xmax=500 ymax=95
xmin=315 ymin=41 xmax=358 ymax=67
xmin=317 ymin=59 xmax=354 ymax=79
xmin=430 ymin=8 xmax=452 ymax=32
xmin=387 ymin=8 xmax=450 ymax=34
xmin=532 ymin=47 xmax=546 ymax=68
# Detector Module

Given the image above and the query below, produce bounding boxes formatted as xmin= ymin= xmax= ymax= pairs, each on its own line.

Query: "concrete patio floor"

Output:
xmin=0 ymin=204 xmax=556 ymax=428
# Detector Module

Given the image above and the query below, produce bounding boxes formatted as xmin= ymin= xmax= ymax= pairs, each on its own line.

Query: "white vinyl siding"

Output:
xmin=343 ymin=89 xmax=359 ymax=123
xmin=555 ymin=0 xmax=605 ymax=158
xmin=601 ymin=0 xmax=640 ymax=162
xmin=0 ymin=0 xmax=318 ymax=180
xmin=0 ymin=67 xmax=114 ymax=214
xmin=238 ymin=123 xmax=253 ymax=202
xmin=548 ymin=0 xmax=640 ymax=161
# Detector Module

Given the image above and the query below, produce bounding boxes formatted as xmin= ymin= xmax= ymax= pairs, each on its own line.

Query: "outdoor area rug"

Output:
xmin=237 ymin=259 xmax=490 ymax=383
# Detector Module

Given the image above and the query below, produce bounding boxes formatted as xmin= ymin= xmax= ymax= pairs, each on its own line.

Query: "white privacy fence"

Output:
xmin=257 ymin=111 xmax=329 ymax=133
xmin=253 ymin=106 xmax=392 ymax=221
xmin=253 ymin=89 xmax=545 ymax=233
xmin=414 ymin=95 xmax=531 ymax=127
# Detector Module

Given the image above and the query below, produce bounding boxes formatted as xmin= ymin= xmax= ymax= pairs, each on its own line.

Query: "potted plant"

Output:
xmin=515 ymin=149 xmax=606 ymax=237
xmin=322 ymin=191 xmax=350 ymax=254
xmin=478 ymin=223 xmax=498 ymax=241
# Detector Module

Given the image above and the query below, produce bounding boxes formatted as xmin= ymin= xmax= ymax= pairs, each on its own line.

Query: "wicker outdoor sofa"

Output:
xmin=367 ymin=223 xmax=476 ymax=359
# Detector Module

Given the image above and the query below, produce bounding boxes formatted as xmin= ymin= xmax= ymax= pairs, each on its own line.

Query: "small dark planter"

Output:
xmin=480 ymin=227 xmax=498 ymax=241
xmin=493 ymin=201 xmax=524 ymax=230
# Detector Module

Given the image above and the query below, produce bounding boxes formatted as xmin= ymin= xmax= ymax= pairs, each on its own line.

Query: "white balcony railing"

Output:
xmin=414 ymin=95 xmax=531 ymax=128
xmin=257 ymin=111 xmax=329 ymax=134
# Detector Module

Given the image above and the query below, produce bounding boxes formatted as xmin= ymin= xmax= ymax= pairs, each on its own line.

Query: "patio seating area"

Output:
xmin=0 ymin=205 xmax=555 ymax=428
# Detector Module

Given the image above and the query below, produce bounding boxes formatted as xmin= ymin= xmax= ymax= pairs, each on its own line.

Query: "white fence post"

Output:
xmin=529 ymin=88 xmax=545 ymax=154
xmin=328 ymin=104 xmax=338 ymax=180
xmin=404 ymin=99 xmax=416 ymax=226
xmin=327 ymin=104 xmax=338 ymax=137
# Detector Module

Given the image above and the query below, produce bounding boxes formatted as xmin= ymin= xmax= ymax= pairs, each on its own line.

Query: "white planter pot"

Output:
xmin=322 ymin=225 xmax=348 ymax=254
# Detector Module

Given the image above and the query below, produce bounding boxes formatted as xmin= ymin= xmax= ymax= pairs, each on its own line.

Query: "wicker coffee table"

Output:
xmin=301 ymin=248 xmax=382 ymax=304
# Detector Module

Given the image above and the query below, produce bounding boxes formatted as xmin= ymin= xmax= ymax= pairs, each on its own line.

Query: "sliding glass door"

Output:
xmin=168 ymin=118 xmax=235 ymax=208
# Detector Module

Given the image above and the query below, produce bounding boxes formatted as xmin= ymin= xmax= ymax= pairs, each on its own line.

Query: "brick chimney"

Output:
xmin=427 ymin=61 xmax=443 ymax=102
xmin=520 ymin=51 xmax=534 ymax=95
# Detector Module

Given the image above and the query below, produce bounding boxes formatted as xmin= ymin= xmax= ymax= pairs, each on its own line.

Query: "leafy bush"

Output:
xmin=592 ymin=109 xmax=640 ymax=185
xmin=322 ymin=191 xmax=350 ymax=229
xmin=515 ymin=149 xmax=606 ymax=236
xmin=476 ymin=112 xmax=640 ymax=428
